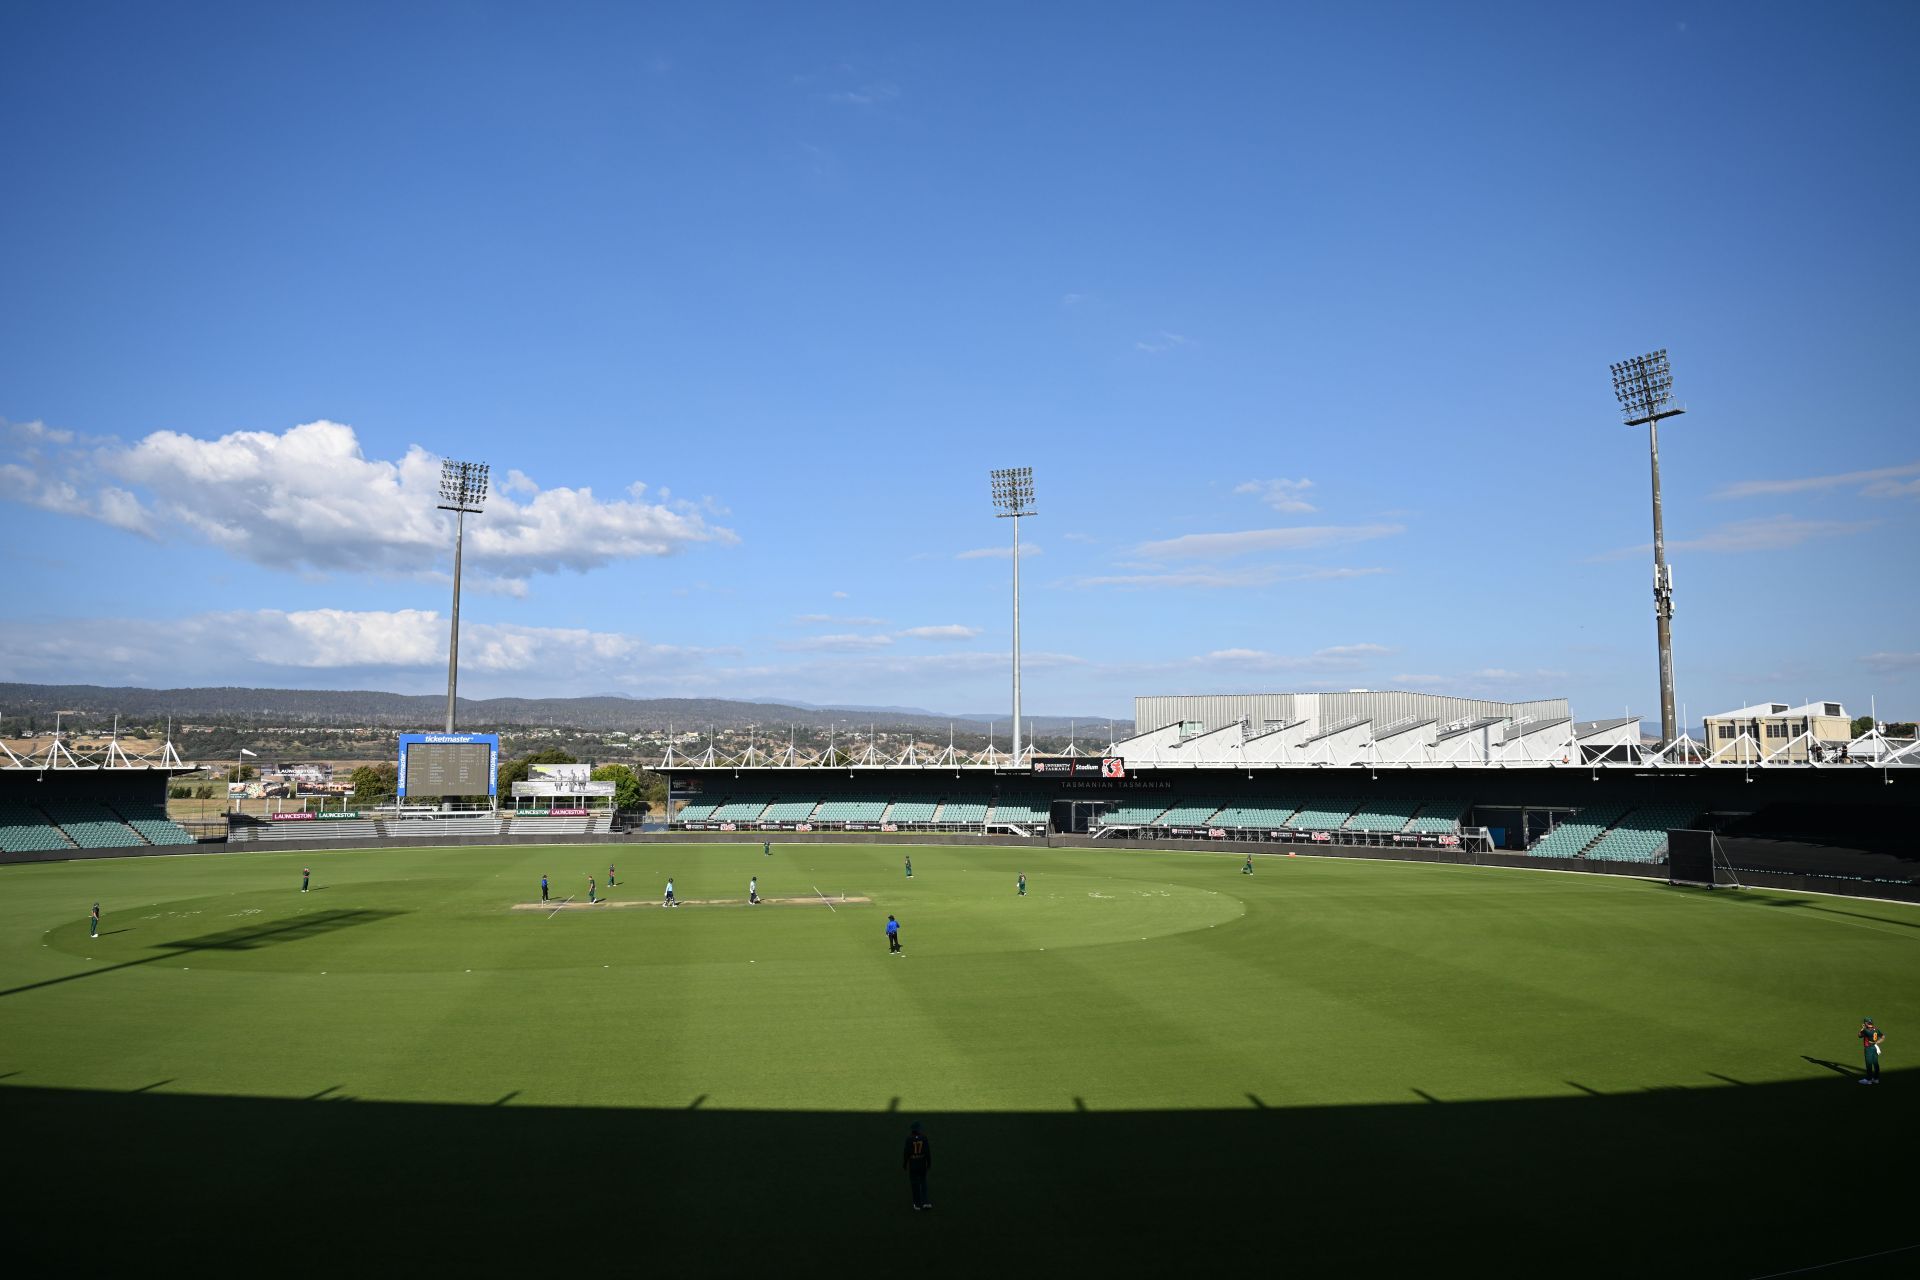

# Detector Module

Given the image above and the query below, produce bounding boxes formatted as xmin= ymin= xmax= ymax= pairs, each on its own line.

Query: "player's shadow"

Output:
xmin=0 ymin=909 xmax=404 ymax=999
xmin=1801 ymin=1055 xmax=1862 ymax=1078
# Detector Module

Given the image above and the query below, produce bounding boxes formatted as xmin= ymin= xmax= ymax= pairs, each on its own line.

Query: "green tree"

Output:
xmin=497 ymin=748 xmax=578 ymax=798
xmin=1887 ymin=722 xmax=1917 ymax=738
xmin=350 ymin=762 xmax=399 ymax=804
xmin=1851 ymin=715 xmax=1875 ymax=737
xmin=225 ymin=764 xmax=257 ymax=783
xmin=591 ymin=764 xmax=654 ymax=815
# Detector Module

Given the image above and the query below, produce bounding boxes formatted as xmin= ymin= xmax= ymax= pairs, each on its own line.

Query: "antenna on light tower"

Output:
xmin=1609 ymin=350 xmax=1685 ymax=749
xmin=989 ymin=466 xmax=1037 ymax=766
xmin=437 ymin=459 xmax=490 ymax=733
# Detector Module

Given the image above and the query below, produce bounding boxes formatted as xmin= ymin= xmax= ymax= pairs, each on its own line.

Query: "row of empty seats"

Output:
xmin=1097 ymin=798 xmax=1471 ymax=833
xmin=673 ymin=796 xmax=1025 ymax=827
xmin=0 ymin=800 xmax=198 ymax=851
xmin=1527 ymin=802 xmax=1698 ymax=862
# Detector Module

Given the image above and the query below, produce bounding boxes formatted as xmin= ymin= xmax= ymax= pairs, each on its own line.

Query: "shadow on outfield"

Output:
xmin=0 ymin=1065 xmax=1911 ymax=1277
xmin=0 ymin=909 xmax=404 ymax=999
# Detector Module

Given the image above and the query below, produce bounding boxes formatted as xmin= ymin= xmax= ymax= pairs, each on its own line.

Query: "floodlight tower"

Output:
xmin=438 ymin=459 xmax=490 ymax=733
xmin=990 ymin=466 xmax=1037 ymax=766
xmin=1609 ymin=349 xmax=1685 ymax=748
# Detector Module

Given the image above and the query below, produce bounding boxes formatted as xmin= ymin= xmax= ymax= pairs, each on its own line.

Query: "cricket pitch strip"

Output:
xmin=512 ymin=895 xmax=872 ymax=911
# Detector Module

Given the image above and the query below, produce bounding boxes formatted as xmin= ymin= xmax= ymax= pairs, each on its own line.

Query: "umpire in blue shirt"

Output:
xmin=903 ymin=1121 xmax=932 ymax=1210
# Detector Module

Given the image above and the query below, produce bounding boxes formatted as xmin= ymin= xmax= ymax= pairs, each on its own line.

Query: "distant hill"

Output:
xmin=0 ymin=683 xmax=1132 ymax=737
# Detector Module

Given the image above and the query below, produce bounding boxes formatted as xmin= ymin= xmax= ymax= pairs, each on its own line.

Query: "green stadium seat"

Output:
xmin=0 ymin=803 xmax=74 ymax=853
xmin=40 ymin=800 xmax=140 ymax=849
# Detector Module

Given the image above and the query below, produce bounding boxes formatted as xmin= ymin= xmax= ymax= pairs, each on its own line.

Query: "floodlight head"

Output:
xmin=438 ymin=458 xmax=490 ymax=511
xmin=989 ymin=465 xmax=1035 ymax=514
xmin=1610 ymin=349 xmax=1676 ymax=424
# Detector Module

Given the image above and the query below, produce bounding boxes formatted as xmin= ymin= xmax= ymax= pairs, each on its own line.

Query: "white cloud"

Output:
xmin=5 ymin=418 xmax=75 ymax=445
xmin=1716 ymin=461 xmax=1920 ymax=500
xmin=1 ymin=418 xmax=735 ymax=580
xmin=1860 ymin=652 xmax=1920 ymax=674
xmin=1134 ymin=525 xmax=1402 ymax=561
xmin=1598 ymin=515 xmax=1875 ymax=559
xmin=956 ymin=543 xmax=1043 ymax=560
xmin=1234 ymin=478 xmax=1317 ymax=514
xmin=0 ymin=608 xmax=720 ymax=684
xmin=899 ymin=624 xmax=981 ymax=640
xmin=1073 ymin=564 xmax=1386 ymax=590
xmin=1061 ymin=532 xmax=1098 ymax=544
xmin=777 ymin=633 xmax=895 ymax=653
xmin=1134 ymin=332 xmax=1193 ymax=354
xmin=795 ymin=614 xmax=889 ymax=627
xmin=831 ymin=591 xmax=849 ymax=599
xmin=826 ymin=82 xmax=899 ymax=106
xmin=1187 ymin=644 xmax=1389 ymax=673
xmin=0 ymin=462 xmax=153 ymax=536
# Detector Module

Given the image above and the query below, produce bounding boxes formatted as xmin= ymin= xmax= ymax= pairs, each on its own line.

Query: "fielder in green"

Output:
xmin=904 ymin=855 xmax=913 ymax=879
xmin=763 ymin=841 xmax=771 ymax=857
xmin=1859 ymin=1018 xmax=1884 ymax=1084
xmin=1017 ymin=872 xmax=1027 ymax=897
xmin=1242 ymin=854 xmax=1254 ymax=875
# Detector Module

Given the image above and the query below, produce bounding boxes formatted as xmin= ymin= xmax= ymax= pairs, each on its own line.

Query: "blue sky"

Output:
xmin=2 ymin=2 xmax=1916 ymax=724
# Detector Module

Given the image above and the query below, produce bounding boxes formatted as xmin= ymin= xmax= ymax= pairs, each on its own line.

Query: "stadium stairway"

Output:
xmin=1527 ymin=803 xmax=1632 ymax=859
xmin=112 ymin=803 xmax=197 ymax=846
xmin=1 ymin=803 xmax=75 ymax=853
xmin=1345 ymin=798 xmax=1422 ymax=832
xmin=1406 ymin=801 xmax=1470 ymax=833
xmin=39 ymin=800 xmax=141 ymax=849
xmin=1583 ymin=803 xmax=1702 ymax=863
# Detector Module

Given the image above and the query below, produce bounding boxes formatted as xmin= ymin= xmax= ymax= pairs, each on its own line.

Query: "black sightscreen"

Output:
xmin=1669 ymin=828 xmax=1716 ymax=884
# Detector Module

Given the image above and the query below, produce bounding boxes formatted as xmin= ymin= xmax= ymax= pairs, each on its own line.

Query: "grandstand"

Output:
xmin=0 ymin=803 xmax=73 ymax=853
xmin=1344 ymin=797 xmax=1422 ymax=831
xmin=1287 ymin=798 xmax=1361 ymax=832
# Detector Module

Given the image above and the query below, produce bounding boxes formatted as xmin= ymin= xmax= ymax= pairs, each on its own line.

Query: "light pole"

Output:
xmin=1610 ymin=349 xmax=1686 ymax=748
xmin=989 ymin=466 xmax=1037 ymax=766
xmin=438 ymin=459 xmax=490 ymax=733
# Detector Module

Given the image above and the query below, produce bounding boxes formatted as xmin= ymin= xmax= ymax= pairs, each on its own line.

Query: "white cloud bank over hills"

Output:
xmin=0 ymin=418 xmax=735 ymax=580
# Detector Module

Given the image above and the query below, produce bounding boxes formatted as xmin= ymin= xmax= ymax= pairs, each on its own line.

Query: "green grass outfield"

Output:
xmin=3 ymin=841 xmax=1915 ymax=1276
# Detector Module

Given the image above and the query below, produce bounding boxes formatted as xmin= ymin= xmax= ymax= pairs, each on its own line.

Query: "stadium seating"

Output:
xmin=1583 ymin=803 xmax=1701 ymax=863
xmin=937 ymin=800 xmax=988 ymax=824
xmin=39 ymin=800 xmax=140 ymax=848
xmin=1288 ymin=799 xmax=1361 ymax=831
xmin=1099 ymin=799 xmax=1174 ymax=825
xmin=885 ymin=799 xmax=939 ymax=824
xmin=761 ymin=798 xmax=820 ymax=823
xmin=382 ymin=814 xmax=506 ymax=838
xmin=1209 ymin=802 xmax=1300 ymax=829
xmin=709 ymin=796 xmax=773 ymax=822
xmin=1527 ymin=803 xmax=1632 ymax=859
xmin=1344 ymin=798 xmax=1422 ymax=831
xmin=236 ymin=818 xmax=381 ymax=841
xmin=0 ymin=803 xmax=73 ymax=852
xmin=113 ymin=802 xmax=197 ymax=845
xmin=1405 ymin=801 xmax=1470 ymax=833
xmin=814 ymin=797 xmax=889 ymax=823
xmin=1151 ymin=800 xmax=1225 ymax=826
xmin=989 ymin=799 xmax=1051 ymax=826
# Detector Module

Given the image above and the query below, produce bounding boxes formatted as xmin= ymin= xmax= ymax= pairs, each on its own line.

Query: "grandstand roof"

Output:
xmin=1574 ymin=717 xmax=1640 ymax=738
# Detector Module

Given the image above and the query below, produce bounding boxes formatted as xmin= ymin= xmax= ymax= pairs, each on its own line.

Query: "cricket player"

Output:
xmin=763 ymin=840 xmax=771 ymax=857
xmin=749 ymin=876 xmax=761 ymax=905
xmin=664 ymin=877 xmax=677 ymax=908
xmin=904 ymin=855 xmax=913 ymax=879
xmin=1860 ymin=1018 xmax=1885 ymax=1084
xmin=903 ymin=1121 xmax=932 ymax=1210
xmin=608 ymin=864 xmax=617 ymax=887
xmin=886 ymin=914 xmax=901 ymax=954
xmin=1017 ymin=872 xmax=1027 ymax=897
xmin=588 ymin=876 xmax=597 ymax=904
xmin=541 ymin=875 xmax=549 ymax=902
xmin=90 ymin=902 xmax=100 ymax=939
xmin=1243 ymin=854 xmax=1254 ymax=875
